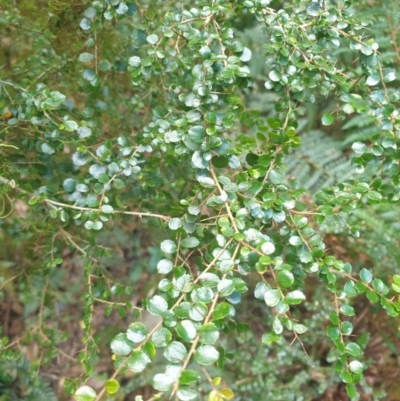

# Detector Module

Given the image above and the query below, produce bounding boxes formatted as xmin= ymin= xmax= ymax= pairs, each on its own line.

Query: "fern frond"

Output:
xmin=286 ymin=130 xmax=354 ymax=193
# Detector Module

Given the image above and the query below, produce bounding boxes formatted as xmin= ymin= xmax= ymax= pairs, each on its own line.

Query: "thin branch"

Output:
xmin=210 ymin=167 xmax=238 ymax=233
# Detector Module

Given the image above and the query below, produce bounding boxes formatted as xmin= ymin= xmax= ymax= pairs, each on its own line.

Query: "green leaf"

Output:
xmin=341 ymin=321 xmax=353 ymax=335
xmin=293 ymin=324 xmax=307 ymax=334
xmin=41 ymin=143 xmax=55 ymax=154
xmin=153 ymin=373 xmax=175 ymax=392
xmin=367 ymin=191 xmax=382 ymax=201
xmin=344 ymin=281 xmax=357 ymax=297
xmin=176 ymin=320 xmax=197 ymax=341
xmin=349 ymin=360 xmax=363 ymax=374
xmin=164 ymin=341 xmax=187 ymax=363
xmin=340 ymin=370 xmax=353 ymax=384
xmin=177 ymin=387 xmax=198 ymax=400
xmin=219 ymin=388 xmax=235 ymax=400
xmin=190 ymin=302 xmax=208 ymax=321
xmin=198 ymin=323 xmax=219 ymax=345
xmin=285 ymin=290 xmax=306 ymax=305
xmin=188 ymin=125 xmax=206 ymax=143
xmin=188 ymin=204 xmax=200 ymax=215
xmin=129 ymin=56 xmax=141 ymax=67
xmin=212 ymin=156 xmax=229 ymax=168
xmin=352 ymin=142 xmax=367 ymax=153
xmin=261 ymin=242 xmax=275 ymax=255
xmin=269 ymin=70 xmax=281 ymax=82
xmin=366 ymin=75 xmax=379 ymax=86
xmin=199 ymin=273 xmax=220 ymax=288
xmin=80 ymin=18 xmax=91 ymax=30
xmin=327 ymin=325 xmax=340 ymax=341
xmin=273 ymin=318 xmax=283 ymax=334
xmin=366 ymin=289 xmax=379 ymax=302
xmin=321 ymin=113 xmax=334 ymax=126
xmin=173 ymin=274 xmax=193 ymax=293
xmin=78 ymin=127 xmax=92 ymax=139
xmin=98 ymin=173 xmax=109 ymax=184
xmin=127 ymin=350 xmax=151 ymax=372
xmin=360 ymin=269 xmax=372 ymax=284
xmin=110 ymin=333 xmax=133 ymax=356
xmin=127 ymin=322 xmax=148 ymax=343
xmin=392 ymin=274 xmax=400 ymax=293
xmin=63 ymin=178 xmax=76 ymax=192
xmin=289 ymin=236 xmax=302 ymax=246
xmin=74 ymin=386 xmax=97 ymax=401
xmin=181 ymin=237 xmax=200 ymax=248
xmin=306 ymin=1 xmax=321 ymax=16
xmin=392 ymin=274 xmax=400 ymax=285
xmin=83 ymin=69 xmax=96 ymax=81
xmin=264 ymin=289 xmax=281 ymax=307
xmin=384 ymin=71 xmax=396 ymax=82
xmin=105 ymin=379 xmax=120 ymax=395
xmin=194 ymin=345 xmax=219 ymax=365
xmin=159 ymin=278 xmax=171 ymax=291
xmin=160 ymin=240 xmax=177 ymax=253
xmin=372 ymin=278 xmax=389 ymax=295
xmin=64 ymin=120 xmax=78 ymax=132
xmin=346 ymin=384 xmax=357 ymax=399
xmin=329 ymin=312 xmax=339 ymax=325
xmin=179 ymin=370 xmax=201 ymax=385
xmin=157 ymin=259 xmax=173 ymax=274
xmin=211 ymin=302 xmax=230 ymax=320
xmin=254 ymin=282 xmax=270 ymax=300
xmin=116 ymin=3 xmax=128 ymax=14
xmin=340 ymin=305 xmax=355 ymax=316
xmin=98 ymin=60 xmax=111 ymax=72
xmin=147 ymin=295 xmax=168 ymax=316
xmin=199 ymin=45 xmax=211 ymax=58
xmin=193 ymin=287 xmax=213 ymax=303
xmin=268 ymin=170 xmax=283 ymax=185
xmin=240 ymin=47 xmax=252 ymax=62
xmin=143 ymin=342 xmax=156 ymax=360
xmin=345 ymin=342 xmax=361 ymax=357
xmin=277 ymin=271 xmax=294 ymax=288
xmin=147 ymin=34 xmax=159 ymax=44
xmin=217 ymin=279 xmax=235 ymax=297
xmin=152 ymin=328 xmax=172 ymax=347
xmin=261 ymin=332 xmax=281 ymax=344
xmin=101 ymin=204 xmax=114 ymax=214
xmin=392 ymin=282 xmax=400 ymax=293
xmin=169 ymin=218 xmax=183 ymax=230
xmin=79 ymin=52 xmax=94 ymax=63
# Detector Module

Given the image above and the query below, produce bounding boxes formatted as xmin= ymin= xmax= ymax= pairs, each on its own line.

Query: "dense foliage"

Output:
xmin=1 ymin=0 xmax=399 ymax=400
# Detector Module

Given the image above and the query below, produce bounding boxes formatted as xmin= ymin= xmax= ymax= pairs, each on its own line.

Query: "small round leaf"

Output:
xmin=161 ymin=240 xmax=177 ymax=253
xmin=164 ymin=341 xmax=187 ymax=363
xmin=194 ymin=345 xmax=219 ymax=365
xmin=74 ymin=386 xmax=96 ymax=401
xmin=110 ymin=333 xmax=133 ymax=356
xmin=127 ymin=322 xmax=148 ymax=343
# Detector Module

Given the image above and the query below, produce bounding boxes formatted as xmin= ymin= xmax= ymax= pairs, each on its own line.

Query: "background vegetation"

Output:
xmin=0 ymin=0 xmax=399 ymax=400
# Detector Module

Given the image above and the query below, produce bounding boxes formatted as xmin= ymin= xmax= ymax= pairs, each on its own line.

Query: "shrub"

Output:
xmin=1 ymin=1 xmax=399 ymax=400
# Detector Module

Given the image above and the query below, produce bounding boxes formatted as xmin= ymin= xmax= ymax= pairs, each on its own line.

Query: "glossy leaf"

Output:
xmin=176 ymin=320 xmax=197 ymax=341
xmin=264 ymin=289 xmax=281 ymax=307
xmin=127 ymin=350 xmax=151 ymax=372
xmin=105 ymin=379 xmax=120 ymax=395
xmin=152 ymin=328 xmax=172 ymax=348
xmin=110 ymin=333 xmax=133 ymax=356
xmin=74 ymin=386 xmax=96 ymax=401
xmin=277 ymin=271 xmax=294 ymax=288
xmin=127 ymin=322 xmax=148 ymax=343
xmin=164 ymin=341 xmax=187 ymax=363
xmin=147 ymin=295 xmax=168 ymax=316
xmin=194 ymin=345 xmax=219 ymax=365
